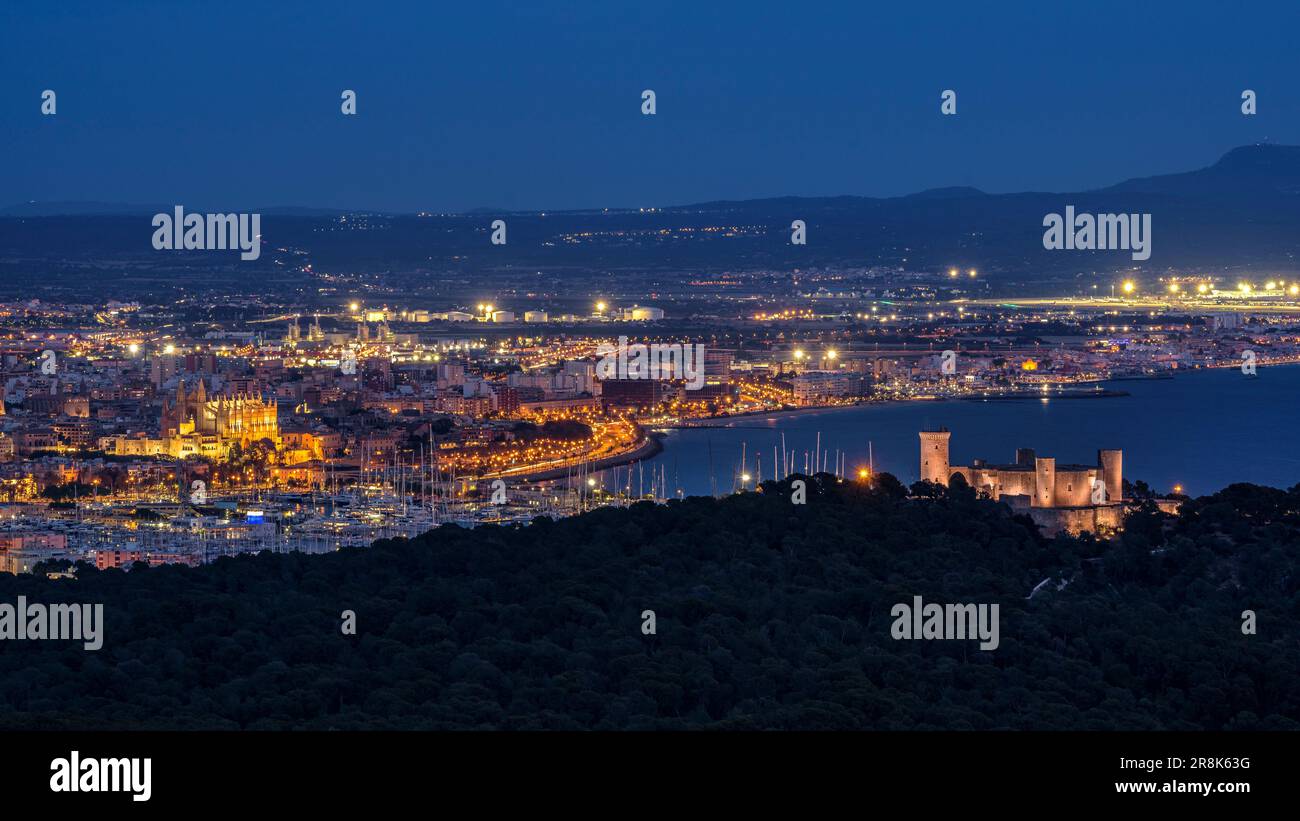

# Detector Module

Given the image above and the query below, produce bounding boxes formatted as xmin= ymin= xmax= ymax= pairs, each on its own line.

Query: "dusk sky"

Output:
xmin=2 ymin=0 xmax=1297 ymax=212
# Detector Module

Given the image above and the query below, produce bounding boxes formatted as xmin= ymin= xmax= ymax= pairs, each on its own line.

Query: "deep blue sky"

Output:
xmin=2 ymin=0 xmax=1297 ymax=212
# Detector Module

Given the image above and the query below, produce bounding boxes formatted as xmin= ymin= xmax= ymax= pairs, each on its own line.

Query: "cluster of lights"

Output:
xmin=753 ymin=309 xmax=815 ymax=321
xmin=1131 ymin=278 xmax=1300 ymax=298
xmin=790 ymin=348 xmax=839 ymax=362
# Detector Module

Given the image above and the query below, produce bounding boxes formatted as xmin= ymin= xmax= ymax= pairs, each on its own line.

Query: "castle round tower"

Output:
xmin=1098 ymin=449 xmax=1123 ymax=503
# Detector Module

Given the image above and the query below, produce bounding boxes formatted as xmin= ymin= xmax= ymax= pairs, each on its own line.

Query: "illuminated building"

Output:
xmin=161 ymin=378 xmax=280 ymax=458
xmin=920 ymin=428 xmax=1125 ymax=534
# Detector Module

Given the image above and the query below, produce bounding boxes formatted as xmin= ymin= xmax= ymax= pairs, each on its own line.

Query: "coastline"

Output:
xmin=662 ymin=361 xmax=1300 ymax=430
xmin=493 ymin=430 xmax=665 ymax=483
xmin=493 ymin=362 xmax=1300 ymax=481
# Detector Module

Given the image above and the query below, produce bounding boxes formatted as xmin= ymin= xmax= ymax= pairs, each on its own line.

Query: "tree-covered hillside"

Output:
xmin=0 ymin=475 xmax=1295 ymax=730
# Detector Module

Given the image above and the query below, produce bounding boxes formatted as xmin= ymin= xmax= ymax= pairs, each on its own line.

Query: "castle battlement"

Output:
xmin=919 ymin=430 xmax=1124 ymax=535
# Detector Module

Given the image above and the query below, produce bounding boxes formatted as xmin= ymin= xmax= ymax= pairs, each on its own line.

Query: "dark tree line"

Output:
xmin=0 ymin=474 xmax=1295 ymax=730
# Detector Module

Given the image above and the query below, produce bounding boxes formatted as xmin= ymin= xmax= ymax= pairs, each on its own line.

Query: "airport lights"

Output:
xmin=1122 ymin=280 xmax=1135 ymax=295
xmin=1167 ymin=283 xmax=1179 ymax=294
xmin=1197 ymin=283 xmax=1209 ymax=294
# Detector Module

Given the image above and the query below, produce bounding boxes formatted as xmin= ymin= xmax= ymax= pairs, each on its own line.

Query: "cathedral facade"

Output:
xmin=162 ymin=379 xmax=279 ymax=459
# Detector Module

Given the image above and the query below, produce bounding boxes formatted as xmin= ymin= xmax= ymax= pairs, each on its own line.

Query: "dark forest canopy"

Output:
xmin=0 ymin=475 xmax=1296 ymax=730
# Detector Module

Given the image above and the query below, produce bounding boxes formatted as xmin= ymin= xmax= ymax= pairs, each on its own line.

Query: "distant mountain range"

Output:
xmin=3 ymin=145 xmax=1300 ymax=300
xmin=7 ymin=144 xmax=1300 ymax=218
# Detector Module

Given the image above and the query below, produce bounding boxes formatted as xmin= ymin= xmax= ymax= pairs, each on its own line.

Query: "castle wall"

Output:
xmin=1053 ymin=468 xmax=1096 ymax=507
xmin=1027 ymin=504 xmax=1125 ymax=536
xmin=994 ymin=469 xmax=1035 ymax=500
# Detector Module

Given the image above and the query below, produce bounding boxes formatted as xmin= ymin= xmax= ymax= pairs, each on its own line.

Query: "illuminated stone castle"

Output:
xmin=919 ymin=428 xmax=1124 ymax=534
xmin=162 ymin=379 xmax=279 ymax=459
